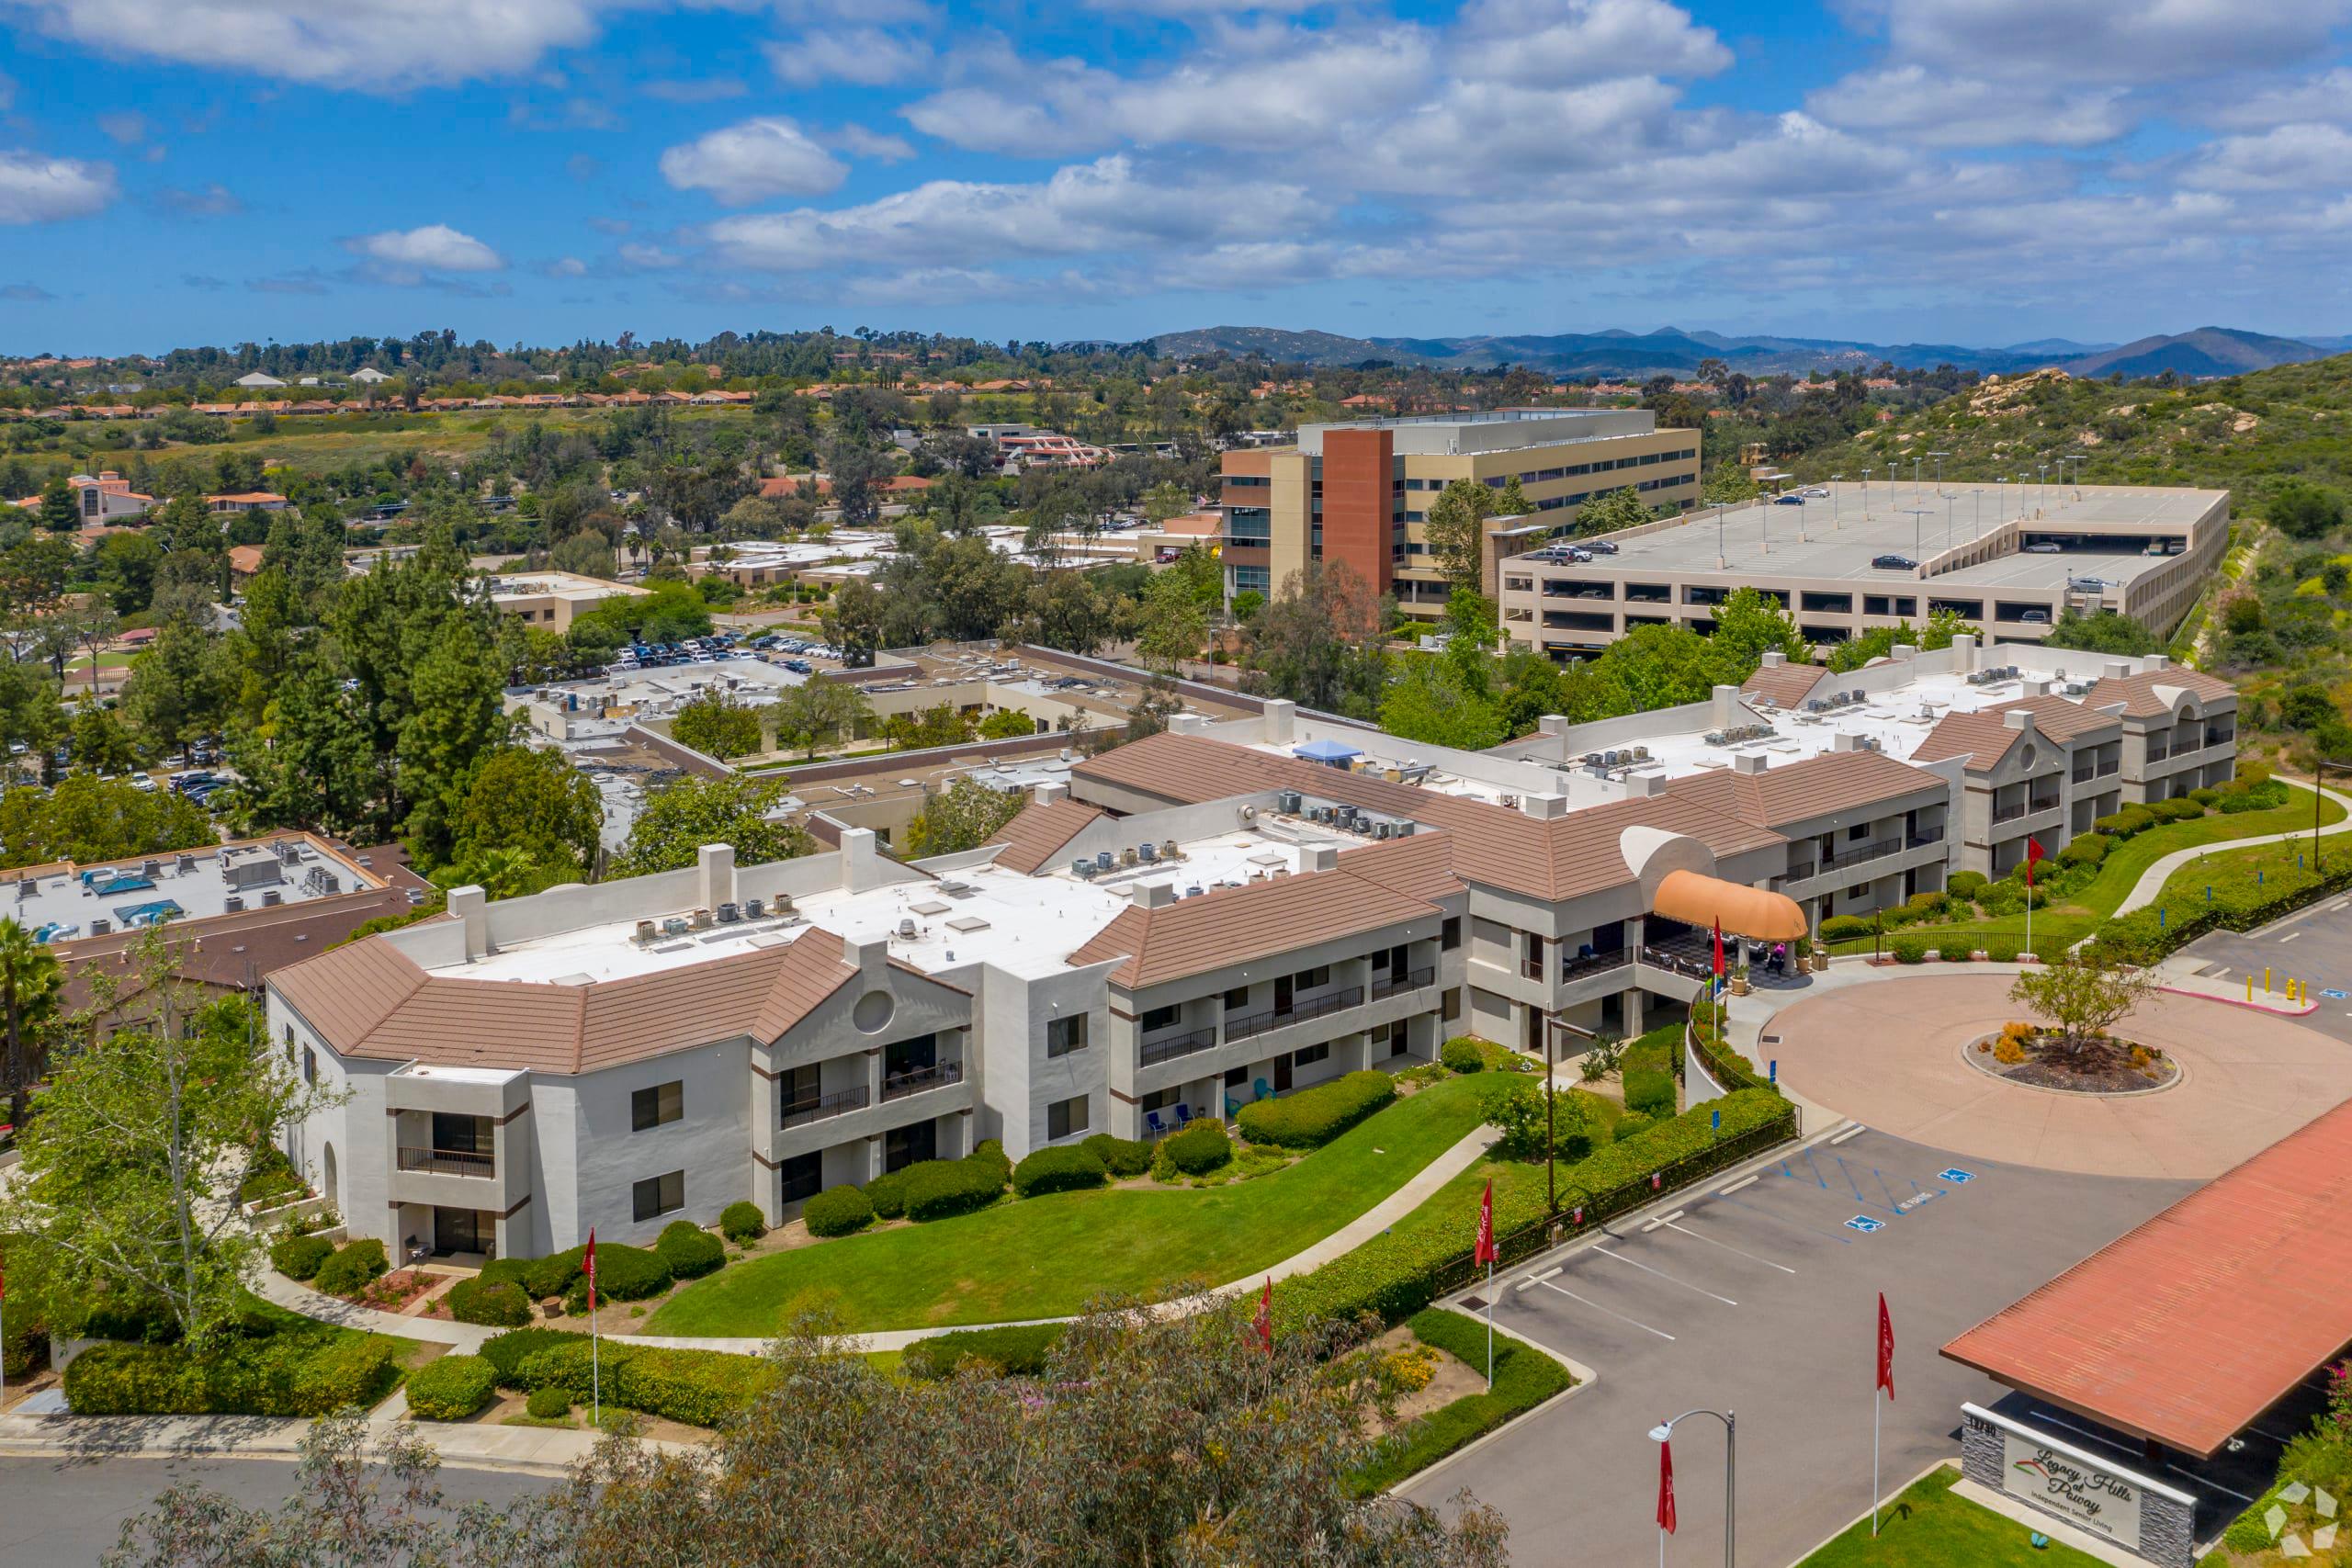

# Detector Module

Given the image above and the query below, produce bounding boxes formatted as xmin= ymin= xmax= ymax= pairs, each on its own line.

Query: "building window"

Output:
xmin=1141 ymin=1086 xmax=1182 ymax=1115
xmin=1848 ymin=823 xmax=1870 ymax=841
xmin=1225 ymin=985 xmax=1250 ymax=1011
xmin=1047 ymin=1094 xmax=1090 ymax=1141
xmin=1292 ymin=1043 xmax=1329 ymax=1068
xmin=631 ymin=1080 xmax=684 ymax=1132
xmin=1441 ymin=916 xmax=1462 ymax=951
xmin=1140 ymin=1003 xmax=1183 ymax=1032
xmin=301 ymin=1046 xmax=316 ymax=1087
xmin=1047 ymin=1013 xmax=1089 ymax=1057
xmin=1293 ymin=964 xmax=1330 ymax=990
xmin=632 ymin=1169 xmax=684 ymax=1222
xmin=1443 ymin=987 xmax=1463 ymax=1021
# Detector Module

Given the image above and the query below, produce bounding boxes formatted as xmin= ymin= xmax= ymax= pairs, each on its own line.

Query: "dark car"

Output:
xmin=1581 ymin=538 xmax=1618 ymax=555
xmin=1871 ymin=554 xmax=1917 ymax=570
xmin=1772 ymin=493 xmax=1806 ymax=505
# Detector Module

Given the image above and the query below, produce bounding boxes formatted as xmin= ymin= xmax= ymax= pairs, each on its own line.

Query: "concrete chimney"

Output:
xmin=2004 ymin=708 xmax=2039 ymax=738
xmin=1732 ymin=754 xmax=1769 ymax=774
xmin=840 ymin=827 xmax=884 ymax=894
xmin=1131 ymin=879 xmax=1177 ymax=909
xmin=1759 ymin=650 xmax=1785 ymax=669
xmin=1623 ymin=773 xmax=1667 ymax=797
xmin=1830 ymin=731 xmax=1858 ymax=751
xmin=1519 ymin=793 xmax=1568 ymax=819
xmin=2148 ymin=654 xmax=2170 ymax=671
xmin=1538 ymin=716 xmax=1571 ymax=737
xmin=847 ymin=935 xmax=888 ymax=977
xmin=1302 ymin=843 xmax=1340 ymax=874
xmin=1262 ymin=698 xmax=1297 ymax=745
xmin=2103 ymin=661 xmax=2132 ymax=682
xmin=1033 ymin=780 xmax=1071 ymax=806
xmin=1893 ymin=643 xmax=1918 ymax=661
xmin=697 ymin=842 xmax=736 ymax=911
xmin=1952 ymin=633 xmax=1979 ymax=671
xmin=447 ymin=885 xmax=489 ymax=960
xmin=1712 ymin=683 xmax=1741 ymax=728
xmin=2022 ymin=678 xmax=2052 ymax=697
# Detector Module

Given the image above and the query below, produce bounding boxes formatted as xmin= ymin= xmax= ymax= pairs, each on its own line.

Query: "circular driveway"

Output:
xmin=1766 ymin=973 xmax=2352 ymax=1179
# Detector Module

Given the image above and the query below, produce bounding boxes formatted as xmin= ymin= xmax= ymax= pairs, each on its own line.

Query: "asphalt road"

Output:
xmin=1402 ymin=1128 xmax=2208 ymax=1567
xmin=2181 ymin=890 xmax=2352 ymax=1044
xmin=0 ymin=1456 xmax=550 ymax=1566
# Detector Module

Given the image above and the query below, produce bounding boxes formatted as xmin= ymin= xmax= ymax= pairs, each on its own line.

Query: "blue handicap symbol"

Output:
xmin=2324 ymin=989 xmax=2347 ymax=1000
xmin=1938 ymin=1168 xmax=1975 ymax=1184
xmin=1846 ymin=1215 xmax=1884 ymax=1234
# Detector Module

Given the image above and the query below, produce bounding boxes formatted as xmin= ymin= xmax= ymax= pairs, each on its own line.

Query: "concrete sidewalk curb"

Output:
xmin=0 ymin=1409 xmax=699 ymax=1477
xmin=1382 ymin=1312 xmax=1597 ymax=1499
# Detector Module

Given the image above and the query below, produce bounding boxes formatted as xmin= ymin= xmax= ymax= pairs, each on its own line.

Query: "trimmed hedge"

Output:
xmin=1890 ymin=937 xmax=1929 ymax=964
xmin=447 ymin=1279 xmax=531 ymax=1328
xmin=2094 ymin=806 xmax=2156 ymax=838
xmin=902 ymin=1324 xmax=1065 ymax=1380
xmin=477 ymin=1258 xmax=533 ymax=1291
xmin=526 ymin=1385 xmax=572 ymax=1419
xmin=1438 ymin=1038 xmax=1485 ymax=1074
xmin=270 ymin=1234 xmax=334 ymax=1281
xmin=510 ymin=1337 xmax=779 ymax=1427
xmin=1948 ymin=870 xmax=1989 ymax=897
xmin=865 ymin=1168 xmax=911 ymax=1220
xmin=1080 ymin=1133 xmax=1152 ymax=1179
xmin=64 ymin=1333 xmax=397 ymax=1417
xmin=562 ymin=1243 xmax=673 ymax=1313
xmin=1984 ymin=938 xmax=2023 ymax=963
xmin=1819 ymin=914 xmax=1873 ymax=942
xmin=655 ymin=1221 xmax=725 ymax=1280
xmin=1012 ymin=1145 xmax=1108 ymax=1198
xmin=1938 ymin=942 xmax=1974 ymax=963
xmin=1275 ymin=1089 xmax=1790 ymax=1331
xmin=1612 ymin=1111 xmax=1656 ymax=1140
xmin=2058 ymin=832 xmax=2111 ymax=867
xmin=406 ymin=1354 xmax=497 ymax=1421
xmin=312 ymin=1238 xmax=389 ymax=1297
xmin=1622 ymin=1064 xmax=1675 ymax=1118
xmin=523 ymin=1248 xmax=587 ymax=1302
xmin=1351 ymin=1308 xmax=1574 ymax=1494
xmin=718 ymin=1201 xmax=767 ymax=1244
xmin=968 ymin=1139 xmax=1012 ymax=1188
xmin=802 ymin=1186 xmax=875 ymax=1237
xmin=901 ymin=1155 xmax=1006 ymax=1222
xmin=1158 ymin=1118 xmax=1232 ymax=1175
xmin=481 ymin=1327 xmax=584 ymax=1387
xmin=1236 ymin=1070 xmax=1396 ymax=1149
xmin=2148 ymin=796 xmax=2206 ymax=823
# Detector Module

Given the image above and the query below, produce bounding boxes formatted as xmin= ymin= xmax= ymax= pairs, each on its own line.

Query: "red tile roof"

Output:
xmin=1066 ymin=863 xmax=1442 ymax=988
xmin=985 ymin=798 xmax=1106 ymax=874
xmin=2084 ymin=667 xmax=2236 ymax=719
xmin=1942 ymin=1096 xmax=2352 ymax=1456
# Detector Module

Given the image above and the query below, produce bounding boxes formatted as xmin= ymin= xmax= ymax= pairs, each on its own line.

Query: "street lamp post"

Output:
xmin=1927 ymin=450 xmax=1951 ymax=498
xmin=1972 ymin=487 xmax=1982 ymax=538
xmin=2038 ymin=461 xmax=2050 ymax=513
xmin=1910 ymin=455 xmax=1922 ymax=501
xmin=1714 ymin=502 xmax=1726 ymax=570
xmin=1830 ymin=474 xmax=1842 ymax=526
xmin=1860 ymin=468 xmax=1872 ymax=518
xmin=1652 ymin=1409 xmax=1737 ymax=1568
xmin=1903 ymin=506 xmax=1930 ymax=560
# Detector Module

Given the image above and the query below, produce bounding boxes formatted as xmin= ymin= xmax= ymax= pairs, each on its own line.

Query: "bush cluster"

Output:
xmin=406 ymin=1354 xmax=498 ymax=1421
xmin=1890 ymin=938 xmax=1929 ymax=964
xmin=447 ymin=1278 xmax=532 ymax=1328
xmin=655 ymin=1221 xmax=725 ymax=1280
xmin=496 ymin=1333 xmax=779 ymax=1427
xmin=479 ymin=1327 xmax=582 ymax=1385
xmin=718 ymin=1201 xmax=767 ymax=1244
xmin=902 ymin=1324 xmax=1066 ymax=1380
xmin=1948 ymin=870 xmax=1989 ymax=898
xmin=526 ymin=1385 xmax=572 ymax=1419
xmin=1439 ymin=1037 xmax=1486 ymax=1074
xmin=900 ymin=1153 xmax=1007 ymax=1221
xmin=565 ymin=1244 xmax=673 ymax=1314
xmin=2148 ymin=796 xmax=2206 ymax=824
xmin=967 ymin=1139 xmax=1012 ymax=1187
xmin=1012 ymin=1145 xmax=1109 ymax=1198
xmin=2057 ymin=832 xmax=2111 ymax=867
xmin=1080 ymin=1133 xmax=1152 ymax=1178
xmin=477 ymin=1258 xmax=533 ymax=1291
xmin=865 ymin=1167 xmax=911 ymax=1219
xmin=64 ymin=1332 xmax=397 ymax=1417
xmin=1817 ymin=914 xmax=1872 ymax=942
xmin=1236 ymin=1070 xmax=1396 ymax=1149
xmin=2094 ymin=805 xmax=2157 ymax=838
xmin=802 ymin=1186 xmax=875 ymax=1237
xmin=1158 ymin=1119 xmax=1232 ymax=1176
xmin=1351 ymin=1308 xmax=1575 ymax=1495
xmin=312 ymin=1238 xmax=390 ymax=1297
xmin=270 ymin=1234 xmax=335 ymax=1281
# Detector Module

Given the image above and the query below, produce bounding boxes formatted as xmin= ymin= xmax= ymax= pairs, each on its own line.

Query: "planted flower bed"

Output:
xmin=1968 ymin=1020 xmax=2177 ymax=1094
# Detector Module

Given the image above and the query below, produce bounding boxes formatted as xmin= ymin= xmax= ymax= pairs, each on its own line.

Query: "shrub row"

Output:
xmin=1012 ymin=1145 xmax=1109 ymax=1198
xmin=1236 ymin=1070 xmax=1396 ymax=1149
xmin=512 ymin=1241 xmax=673 ymax=1307
xmin=865 ymin=1144 xmax=1008 ymax=1222
xmin=312 ymin=1238 xmax=388 ymax=1297
xmin=655 ymin=1221 xmax=724 ymax=1280
xmin=65 ymin=1333 xmax=397 ymax=1417
xmin=718 ymin=1201 xmax=767 ymax=1244
xmin=1080 ymin=1133 xmax=1152 ymax=1178
xmin=490 ymin=1330 xmax=779 ymax=1427
xmin=1157 ymin=1119 xmax=1231 ymax=1176
xmin=1275 ymin=1089 xmax=1791 ymax=1332
xmin=447 ymin=1278 xmax=531 ymax=1328
xmin=406 ymin=1353 xmax=498 ymax=1421
xmin=902 ymin=1324 xmax=1066 ymax=1380
xmin=803 ymin=1186 xmax=875 ymax=1237
xmin=270 ymin=1233 xmax=334 ymax=1281
xmin=2086 ymin=855 xmax=2352 ymax=965
xmin=1438 ymin=1038 xmax=1485 ymax=1074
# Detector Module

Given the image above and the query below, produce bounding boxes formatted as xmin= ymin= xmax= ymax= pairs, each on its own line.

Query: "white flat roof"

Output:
xmin=5 ymin=837 xmax=378 ymax=945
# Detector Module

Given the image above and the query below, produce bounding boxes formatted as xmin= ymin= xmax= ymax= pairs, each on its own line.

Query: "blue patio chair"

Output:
xmin=1173 ymin=1102 xmax=1193 ymax=1126
xmin=1225 ymin=1096 xmax=1241 ymax=1119
xmin=1253 ymin=1077 xmax=1273 ymax=1101
xmin=1145 ymin=1110 xmax=1170 ymax=1138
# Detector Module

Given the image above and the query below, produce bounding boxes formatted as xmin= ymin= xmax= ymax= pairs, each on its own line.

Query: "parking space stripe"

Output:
xmin=1536 ymin=1278 xmax=1676 ymax=1341
xmin=1516 ymin=1266 xmax=1563 ymax=1292
xmin=1662 ymin=1219 xmax=1797 ymax=1274
xmin=1828 ymin=1124 xmax=1866 ymax=1145
xmin=1590 ymin=1246 xmax=1737 ymax=1304
xmin=1716 ymin=1175 xmax=1758 ymax=1196
xmin=1710 ymin=1192 xmax=1855 ymax=1244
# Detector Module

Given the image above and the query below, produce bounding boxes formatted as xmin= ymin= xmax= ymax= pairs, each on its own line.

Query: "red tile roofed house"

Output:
xmin=757 ymin=474 xmax=933 ymax=500
xmin=10 ymin=469 xmax=156 ymax=525
xmin=208 ymin=491 xmax=290 ymax=513
xmin=227 ymin=543 xmax=266 ymax=579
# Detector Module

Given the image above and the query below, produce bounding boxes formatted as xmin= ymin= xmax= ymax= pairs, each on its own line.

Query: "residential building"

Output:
xmin=8 ymin=469 xmax=156 ymax=525
xmin=207 ymin=491 xmax=290 ymax=513
xmin=486 ymin=570 xmax=648 ymax=634
xmin=233 ymin=371 xmax=287 ymax=389
xmin=1498 ymin=481 xmax=2228 ymax=658
xmin=1217 ymin=410 xmax=1700 ymax=618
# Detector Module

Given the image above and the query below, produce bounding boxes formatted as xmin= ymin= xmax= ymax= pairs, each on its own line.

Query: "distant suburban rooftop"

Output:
xmin=1519 ymin=481 xmax=2224 ymax=592
xmin=6 ymin=834 xmax=383 ymax=946
xmin=486 ymin=570 xmax=648 ymax=603
xmin=1295 ymin=407 xmax=1657 ymax=457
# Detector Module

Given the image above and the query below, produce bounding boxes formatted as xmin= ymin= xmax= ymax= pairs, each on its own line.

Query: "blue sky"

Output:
xmin=3 ymin=0 xmax=2351 ymax=355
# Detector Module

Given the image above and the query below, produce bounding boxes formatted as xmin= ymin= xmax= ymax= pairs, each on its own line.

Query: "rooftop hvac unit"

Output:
xmin=1500 ymin=795 xmax=1520 ymax=809
xmin=175 ymin=853 xmax=195 ymax=874
xmin=141 ymin=860 xmax=160 ymax=877
xmin=717 ymin=901 xmax=740 ymax=922
xmin=1583 ymin=752 xmax=1603 ymax=767
xmin=1160 ymin=840 xmax=1179 ymax=861
xmin=90 ymin=918 xmax=109 ymax=936
xmin=1634 ymin=746 xmax=1650 ymax=761
xmin=1186 ymin=886 xmax=1204 ymax=898
xmin=745 ymin=897 xmax=765 ymax=919
xmin=12 ymin=881 xmax=28 ymax=900
xmin=1704 ymin=731 xmax=1727 ymax=745
xmin=1374 ymin=819 xmax=1394 ymax=840
xmin=224 ymin=895 xmax=244 ymax=913
xmin=1073 ymin=857 xmax=1097 ymax=878
xmin=1277 ymin=789 xmax=1303 ymax=815
xmin=635 ymin=919 xmax=657 ymax=942
xmin=896 ymin=918 xmax=918 ymax=939
xmin=1396 ymin=820 xmax=1416 ymax=837
xmin=405 ymin=887 xmax=427 ymax=906
xmin=261 ymin=889 xmax=282 ymax=907
xmin=1138 ymin=842 xmax=1158 ymax=863
xmin=1095 ymin=850 xmax=1114 ymax=872
xmin=662 ymin=917 xmax=689 ymax=937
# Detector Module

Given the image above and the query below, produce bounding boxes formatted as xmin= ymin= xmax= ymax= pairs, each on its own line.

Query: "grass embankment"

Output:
xmin=646 ymin=1072 xmax=1516 ymax=1337
xmin=1826 ymin=783 xmax=2342 ymax=954
xmin=1795 ymin=1466 xmax=2108 ymax=1567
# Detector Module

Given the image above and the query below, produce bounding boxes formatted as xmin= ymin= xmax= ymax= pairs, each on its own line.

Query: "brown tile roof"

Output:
xmin=1334 ymin=832 xmax=1465 ymax=905
xmin=1740 ymin=661 xmax=1832 ymax=708
xmin=2084 ymin=667 xmax=2236 ymax=718
xmin=272 ymin=923 xmax=961 ymax=1074
xmin=1912 ymin=694 xmax=2121 ymax=768
xmin=986 ymin=798 xmax=1107 ymax=874
xmin=1941 ymin=1095 xmax=2352 ymax=1458
xmin=1667 ymin=750 xmax=1946 ymax=829
xmin=1074 ymin=732 xmax=1783 ymax=902
xmin=1066 ymin=864 xmax=1442 ymax=989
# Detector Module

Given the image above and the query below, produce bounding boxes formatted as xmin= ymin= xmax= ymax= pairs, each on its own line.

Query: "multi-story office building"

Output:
xmin=1218 ymin=410 xmax=1700 ymax=619
xmin=267 ymin=639 xmax=2224 ymax=1260
xmin=1499 ymin=481 xmax=2227 ymax=657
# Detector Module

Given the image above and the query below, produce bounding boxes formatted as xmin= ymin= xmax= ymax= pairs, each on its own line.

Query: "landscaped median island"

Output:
xmin=1793 ymin=1466 xmax=2108 ymax=1566
xmin=646 ymin=1068 xmax=1521 ymax=1337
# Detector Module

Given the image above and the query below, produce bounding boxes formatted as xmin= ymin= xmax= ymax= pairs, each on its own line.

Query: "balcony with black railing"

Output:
xmin=1225 ymin=987 xmax=1364 ymax=1043
xmin=779 ymin=1085 xmax=868 ymax=1129
xmin=1820 ymin=837 xmax=1900 ymax=874
xmin=1371 ymin=964 xmax=1436 ymax=1001
xmin=1907 ymin=824 xmax=1946 ymax=848
xmin=396 ymin=1146 xmax=494 ymax=1179
xmin=881 ymin=1059 xmax=965 ymax=1102
xmin=1139 ymin=1027 xmax=1218 ymax=1068
xmin=1559 ymin=948 xmax=1634 ymax=984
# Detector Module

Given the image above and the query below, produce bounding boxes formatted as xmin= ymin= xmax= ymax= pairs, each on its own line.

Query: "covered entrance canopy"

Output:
xmin=1649 ymin=869 xmax=1807 ymax=942
xmin=1942 ymin=1095 xmax=2352 ymax=1458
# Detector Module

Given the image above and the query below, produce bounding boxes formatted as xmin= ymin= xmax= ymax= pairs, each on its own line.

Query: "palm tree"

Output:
xmin=0 ymin=918 xmax=62 ymax=1134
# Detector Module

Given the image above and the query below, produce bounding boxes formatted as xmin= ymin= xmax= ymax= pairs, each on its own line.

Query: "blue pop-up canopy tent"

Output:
xmin=1293 ymin=739 xmax=1362 ymax=766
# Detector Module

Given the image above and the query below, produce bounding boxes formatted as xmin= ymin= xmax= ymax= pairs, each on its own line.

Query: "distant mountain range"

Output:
xmin=1149 ymin=323 xmax=2344 ymax=381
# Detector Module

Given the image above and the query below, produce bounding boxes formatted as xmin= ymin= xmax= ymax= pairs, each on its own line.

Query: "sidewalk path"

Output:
xmin=255 ymin=1122 xmax=1506 ymax=1357
xmin=0 ymin=1406 xmax=695 ymax=1476
xmin=2112 ymin=782 xmax=2352 ymax=917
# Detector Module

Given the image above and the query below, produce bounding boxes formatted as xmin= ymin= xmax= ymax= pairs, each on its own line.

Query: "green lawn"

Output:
xmin=1351 ymin=1308 xmax=1574 ymax=1494
xmin=645 ymin=1073 xmax=1516 ymax=1337
xmin=1828 ymin=783 xmax=2343 ymax=954
xmin=1797 ymin=1466 xmax=2108 ymax=1567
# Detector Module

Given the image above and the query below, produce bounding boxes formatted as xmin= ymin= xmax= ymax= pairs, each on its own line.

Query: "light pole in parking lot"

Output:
xmin=1903 ymin=506 xmax=1930 ymax=561
xmin=1651 ymin=1409 xmax=1736 ymax=1568
xmin=1927 ymin=450 xmax=1951 ymax=498
xmin=1860 ymin=468 xmax=1871 ymax=518
xmin=1715 ymin=502 xmax=1726 ymax=570
xmin=1830 ymin=474 xmax=1843 ymax=526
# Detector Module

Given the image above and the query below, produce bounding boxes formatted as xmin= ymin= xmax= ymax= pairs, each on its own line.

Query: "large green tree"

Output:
xmin=448 ymin=744 xmax=603 ymax=879
xmin=395 ymin=614 xmax=516 ymax=864
xmin=0 ymin=916 xmax=62 ymax=1132
xmin=671 ymin=692 xmax=764 ymax=761
xmin=1422 ymin=479 xmax=1492 ymax=592
xmin=905 ymin=778 xmax=1027 ymax=856
xmin=611 ymin=774 xmax=810 ymax=878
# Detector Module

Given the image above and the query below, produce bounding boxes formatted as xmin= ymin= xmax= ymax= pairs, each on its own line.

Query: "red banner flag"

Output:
xmin=2024 ymin=836 xmax=2045 ymax=888
xmin=583 ymin=1228 xmax=597 ymax=1316
xmin=1254 ymin=1277 xmax=1272 ymax=1354
xmin=1876 ymin=1292 xmax=1895 ymax=1399
xmin=1474 ymin=1179 xmax=1497 ymax=1266
xmin=1712 ymin=919 xmax=1724 ymax=978
xmin=1657 ymin=1436 xmax=1678 ymax=1535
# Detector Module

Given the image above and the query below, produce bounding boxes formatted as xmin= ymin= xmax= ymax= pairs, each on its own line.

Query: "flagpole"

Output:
xmin=1872 ymin=1377 xmax=1881 ymax=1537
xmin=1485 ymin=1255 xmax=1494 ymax=1389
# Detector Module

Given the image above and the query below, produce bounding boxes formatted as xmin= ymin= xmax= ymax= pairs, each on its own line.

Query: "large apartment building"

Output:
xmin=266 ymin=638 xmax=2227 ymax=1261
xmin=1219 ymin=410 xmax=1700 ymax=618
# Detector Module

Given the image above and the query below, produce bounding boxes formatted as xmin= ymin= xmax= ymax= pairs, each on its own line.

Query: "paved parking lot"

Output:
xmin=1404 ymin=1128 xmax=2199 ymax=1566
xmin=2182 ymin=891 xmax=2352 ymax=1047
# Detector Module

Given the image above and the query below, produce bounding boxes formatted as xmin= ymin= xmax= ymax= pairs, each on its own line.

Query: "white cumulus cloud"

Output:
xmin=0 ymin=149 xmax=118 ymax=223
xmin=659 ymin=117 xmax=847 ymax=204
xmin=342 ymin=223 xmax=506 ymax=273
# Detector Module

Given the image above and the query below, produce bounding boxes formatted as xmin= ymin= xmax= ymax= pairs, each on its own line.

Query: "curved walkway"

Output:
xmin=254 ymin=1123 xmax=1504 ymax=1357
xmin=2112 ymin=780 xmax=2352 ymax=917
xmin=1753 ymin=969 xmax=2352 ymax=1179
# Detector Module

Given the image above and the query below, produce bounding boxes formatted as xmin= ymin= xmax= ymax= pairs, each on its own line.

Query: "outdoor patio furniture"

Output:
xmin=1225 ymin=1096 xmax=1240 ymax=1119
xmin=1145 ymin=1110 xmax=1170 ymax=1137
xmin=1173 ymin=1102 xmax=1193 ymax=1126
xmin=1253 ymin=1077 xmax=1273 ymax=1101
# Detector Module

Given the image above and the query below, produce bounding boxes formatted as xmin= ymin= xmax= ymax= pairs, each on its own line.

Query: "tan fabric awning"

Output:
xmin=1651 ymin=869 xmax=1808 ymax=941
